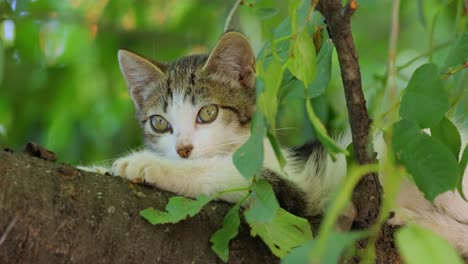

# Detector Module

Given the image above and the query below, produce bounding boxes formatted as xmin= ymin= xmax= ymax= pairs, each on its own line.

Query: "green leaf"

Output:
xmin=460 ymin=145 xmax=468 ymax=177
xmin=249 ymin=208 xmax=312 ymax=258
xmin=256 ymin=76 xmax=266 ymax=95
xmin=140 ymin=195 xmax=213 ymax=225
xmin=288 ymin=0 xmax=303 ymax=13
xmin=256 ymin=8 xmax=278 ymax=20
xmin=257 ymin=59 xmax=284 ymax=129
xmin=233 ymin=112 xmax=267 ymax=179
xmin=308 ymin=38 xmax=333 ymax=98
xmin=274 ymin=18 xmax=291 ymax=39
xmin=430 ymin=117 xmax=461 ymax=158
xmin=458 ymin=146 xmax=468 ymax=201
xmin=287 ymin=29 xmax=317 ymax=87
xmin=245 ymin=179 xmax=280 ymax=224
xmin=400 ymin=63 xmax=450 ymax=128
xmin=396 ymin=224 xmax=464 ymax=264
xmin=393 ymin=120 xmax=459 ymax=200
xmin=305 ymin=98 xmax=348 ymax=160
xmin=443 ymin=32 xmax=468 ymax=70
xmin=210 ymin=204 xmax=241 ymax=263
xmin=282 ymin=232 xmax=366 ymax=264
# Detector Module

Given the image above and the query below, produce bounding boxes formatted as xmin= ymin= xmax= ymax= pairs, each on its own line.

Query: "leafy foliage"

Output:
xmin=210 ymin=204 xmax=241 ymax=262
xmin=399 ymin=63 xmax=449 ymax=129
xmin=140 ymin=195 xmax=213 ymax=225
xmin=392 ymin=120 xmax=459 ymax=200
xmin=249 ymin=208 xmax=312 ymax=258
xmin=396 ymin=224 xmax=464 ymax=264
xmin=288 ymin=29 xmax=316 ymax=86
xmin=430 ymin=117 xmax=462 ymax=158
xmin=244 ymin=179 xmax=280 ymax=223
xmin=1 ymin=0 xmax=467 ymax=262
xmin=443 ymin=32 xmax=468 ymax=70
xmin=232 ymin=112 xmax=267 ymax=179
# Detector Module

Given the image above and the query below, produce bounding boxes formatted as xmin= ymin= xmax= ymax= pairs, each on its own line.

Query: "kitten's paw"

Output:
xmin=111 ymin=153 xmax=159 ymax=184
xmin=112 ymin=157 xmax=142 ymax=183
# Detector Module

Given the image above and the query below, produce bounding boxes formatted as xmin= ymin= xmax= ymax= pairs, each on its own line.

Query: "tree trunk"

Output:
xmin=0 ymin=150 xmax=277 ymax=264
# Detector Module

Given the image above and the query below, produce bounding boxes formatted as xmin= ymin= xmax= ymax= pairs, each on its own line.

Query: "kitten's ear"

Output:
xmin=118 ymin=49 xmax=166 ymax=108
xmin=203 ymin=32 xmax=255 ymax=89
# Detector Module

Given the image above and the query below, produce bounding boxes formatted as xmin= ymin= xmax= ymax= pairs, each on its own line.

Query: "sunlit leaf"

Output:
xmin=257 ymin=59 xmax=284 ymax=129
xmin=210 ymin=204 xmax=241 ymax=263
xmin=288 ymin=0 xmax=303 ymax=14
xmin=400 ymin=63 xmax=450 ymax=128
xmin=245 ymin=179 xmax=280 ymax=224
xmin=140 ymin=195 xmax=213 ymax=225
xmin=288 ymin=29 xmax=317 ymax=87
xmin=249 ymin=208 xmax=312 ymax=258
xmin=393 ymin=120 xmax=459 ymax=200
xmin=396 ymin=224 xmax=464 ymax=264
xmin=274 ymin=18 xmax=292 ymax=39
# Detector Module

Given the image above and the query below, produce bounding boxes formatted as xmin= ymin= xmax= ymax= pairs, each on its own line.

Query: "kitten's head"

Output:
xmin=118 ymin=32 xmax=256 ymax=159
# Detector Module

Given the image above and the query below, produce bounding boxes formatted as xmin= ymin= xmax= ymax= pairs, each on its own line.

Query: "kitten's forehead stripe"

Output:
xmin=183 ymin=86 xmax=193 ymax=103
xmin=191 ymin=94 xmax=196 ymax=105
xmin=138 ymin=54 xmax=255 ymax=129
xmin=190 ymin=72 xmax=196 ymax=86
xmin=166 ymin=85 xmax=173 ymax=101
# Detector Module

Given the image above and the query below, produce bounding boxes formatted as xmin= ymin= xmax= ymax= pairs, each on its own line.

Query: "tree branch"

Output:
xmin=0 ymin=150 xmax=278 ymax=263
xmin=315 ymin=0 xmax=382 ymax=228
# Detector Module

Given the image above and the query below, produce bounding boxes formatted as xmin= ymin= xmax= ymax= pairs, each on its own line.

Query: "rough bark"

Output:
xmin=314 ymin=1 xmax=403 ymax=263
xmin=0 ymin=150 xmax=277 ymax=264
xmin=316 ymin=0 xmax=382 ymax=229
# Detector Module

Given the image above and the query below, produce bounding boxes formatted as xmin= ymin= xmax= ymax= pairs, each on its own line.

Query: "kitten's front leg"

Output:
xmin=111 ymin=150 xmax=250 ymax=202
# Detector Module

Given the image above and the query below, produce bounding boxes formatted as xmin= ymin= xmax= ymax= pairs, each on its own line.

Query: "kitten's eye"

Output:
xmin=150 ymin=115 xmax=171 ymax=133
xmin=197 ymin=104 xmax=218 ymax=124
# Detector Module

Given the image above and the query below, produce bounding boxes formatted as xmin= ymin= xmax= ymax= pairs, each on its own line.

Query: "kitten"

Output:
xmin=112 ymin=32 xmax=337 ymax=217
xmin=93 ymin=32 xmax=468 ymax=257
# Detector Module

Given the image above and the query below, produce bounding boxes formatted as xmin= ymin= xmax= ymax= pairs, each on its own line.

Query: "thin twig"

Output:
xmin=224 ymin=0 xmax=243 ymax=32
xmin=0 ymin=215 xmax=18 ymax=247
xmin=396 ymin=41 xmax=452 ymax=71
xmin=442 ymin=62 xmax=468 ymax=80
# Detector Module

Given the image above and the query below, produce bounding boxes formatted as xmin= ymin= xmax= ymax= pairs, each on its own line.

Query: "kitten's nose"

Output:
xmin=176 ymin=145 xmax=193 ymax=158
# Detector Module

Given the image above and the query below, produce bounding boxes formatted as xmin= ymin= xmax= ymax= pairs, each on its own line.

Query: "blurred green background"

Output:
xmin=0 ymin=0 xmax=466 ymax=164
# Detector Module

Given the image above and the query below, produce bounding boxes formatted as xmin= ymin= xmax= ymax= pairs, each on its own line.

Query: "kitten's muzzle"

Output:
xmin=177 ymin=145 xmax=193 ymax=159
